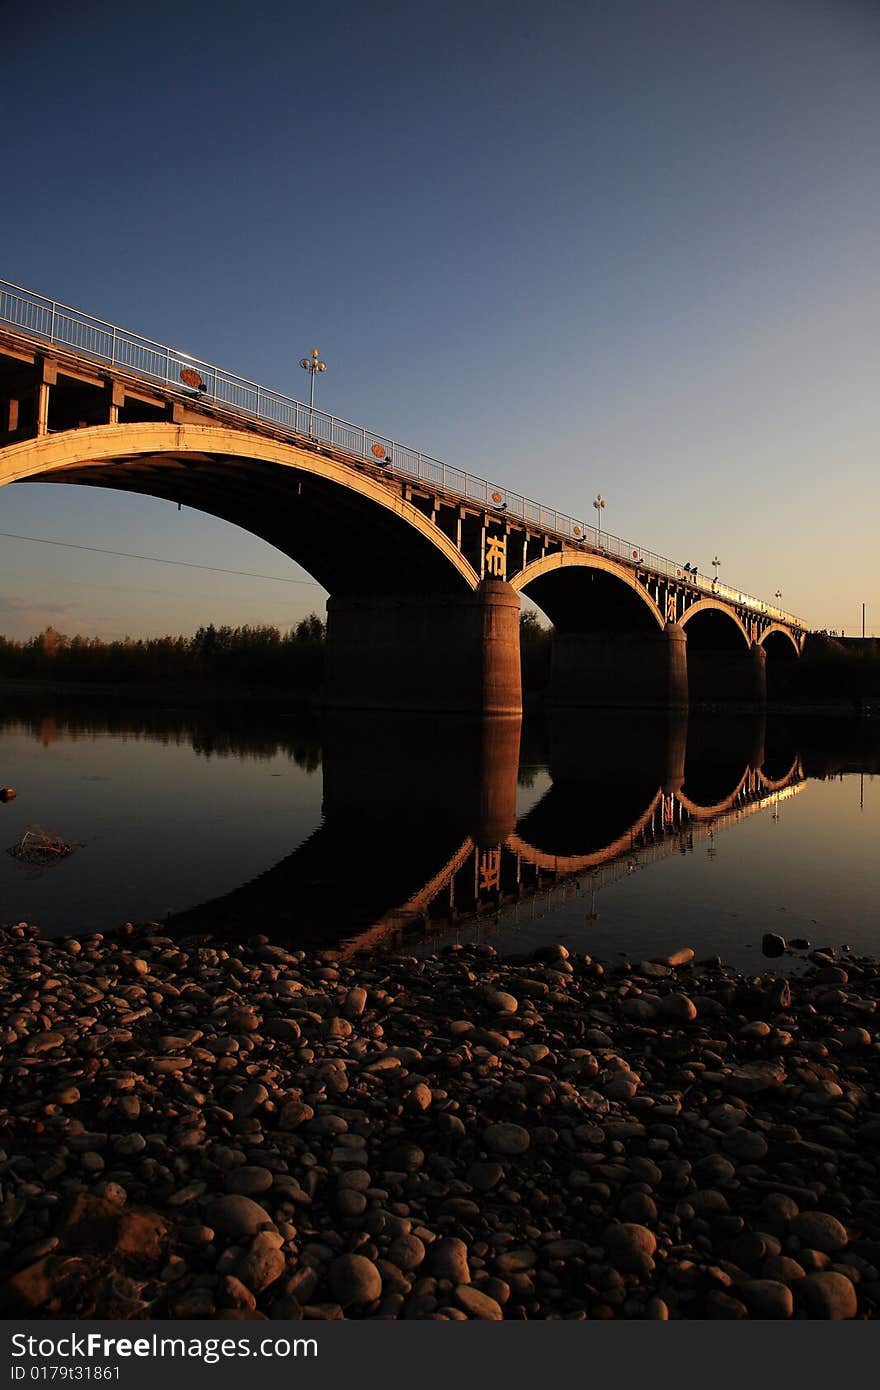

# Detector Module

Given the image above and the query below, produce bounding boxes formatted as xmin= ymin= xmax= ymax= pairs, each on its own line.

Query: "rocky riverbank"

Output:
xmin=1 ymin=921 xmax=879 ymax=1320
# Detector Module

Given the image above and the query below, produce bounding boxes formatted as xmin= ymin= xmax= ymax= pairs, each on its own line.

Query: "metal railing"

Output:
xmin=0 ymin=278 xmax=806 ymax=630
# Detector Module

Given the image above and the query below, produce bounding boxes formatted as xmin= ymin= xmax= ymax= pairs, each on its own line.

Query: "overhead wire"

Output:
xmin=0 ymin=531 xmax=324 ymax=588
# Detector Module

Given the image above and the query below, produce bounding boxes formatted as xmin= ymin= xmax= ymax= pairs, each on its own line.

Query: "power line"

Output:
xmin=0 ymin=531 xmax=323 ymax=588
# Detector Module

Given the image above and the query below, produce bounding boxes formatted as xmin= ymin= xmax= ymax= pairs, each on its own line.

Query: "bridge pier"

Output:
xmin=688 ymin=641 xmax=767 ymax=706
xmin=323 ymin=577 xmax=522 ymax=716
xmin=547 ymin=621 xmax=688 ymax=709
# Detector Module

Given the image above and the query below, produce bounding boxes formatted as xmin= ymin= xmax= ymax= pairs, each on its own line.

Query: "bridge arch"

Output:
xmin=679 ymin=598 xmax=751 ymax=649
xmin=759 ymin=623 xmax=802 ymax=657
xmin=0 ymin=422 xmax=480 ymax=597
xmin=512 ymin=551 xmax=666 ymax=631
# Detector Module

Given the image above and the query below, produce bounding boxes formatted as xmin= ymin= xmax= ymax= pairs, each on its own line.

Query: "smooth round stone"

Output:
xmin=232 ymin=1083 xmax=268 ymax=1119
xmin=344 ymin=987 xmax=368 ymax=1017
xmin=658 ymin=948 xmax=695 ymax=968
xmin=618 ymin=1191 xmax=658 ymax=1224
xmin=337 ymin=1189 xmax=367 ymax=1217
xmin=739 ymin=1021 xmax=772 ymax=1039
xmin=429 ymin=1237 xmax=471 ymax=1284
xmin=722 ymin=1129 xmax=768 ymax=1161
xmin=628 ymin=1157 xmax=663 ymax=1186
xmin=387 ymin=1235 xmax=426 ymax=1272
xmin=644 ymin=1296 xmax=669 ymax=1320
xmin=226 ymin=1166 xmax=274 ymax=1196
xmin=660 ymin=993 xmax=697 ymax=1022
xmin=762 ymin=1193 xmax=800 ymax=1228
xmin=485 ymin=990 xmax=518 ymax=1014
xmin=338 ymin=1169 xmax=372 ymax=1192
xmin=329 ymin=1253 xmax=382 ymax=1307
xmin=621 ymin=998 xmax=659 ymax=1022
xmin=604 ymin=1072 xmax=640 ymax=1101
xmin=762 ymin=934 xmax=787 ymax=957
xmin=407 ymin=1083 xmax=433 ymax=1111
xmin=483 ymin=1123 xmax=530 ymax=1156
xmin=739 ymin=1279 xmax=794 ymax=1319
xmin=762 ymin=1256 xmax=806 ymax=1284
xmin=840 ymin=1027 xmax=872 ymax=1047
xmin=791 ymin=1212 xmax=849 ymax=1254
xmin=454 ymin=1285 xmax=503 ymax=1320
xmin=603 ymin=1223 xmax=656 ymax=1275
xmin=694 ymin=1154 xmax=736 ymax=1185
xmin=207 ymin=1194 xmax=275 ymax=1238
xmin=467 ymin=1161 xmax=505 ymax=1192
xmin=798 ymin=1271 xmax=858 ymax=1320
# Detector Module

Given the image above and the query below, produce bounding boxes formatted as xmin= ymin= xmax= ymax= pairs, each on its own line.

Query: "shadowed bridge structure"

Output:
xmin=0 ymin=281 xmax=807 ymax=715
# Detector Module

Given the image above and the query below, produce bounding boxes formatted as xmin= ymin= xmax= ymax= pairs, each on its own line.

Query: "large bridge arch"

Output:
xmin=758 ymin=623 xmax=802 ymax=657
xmin=0 ymin=423 xmax=527 ymax=715
xmin=0 ymin=422 xmax=480 ymax=596
xmin=512 ymin=551 xmax=666 ymax=631
xmin=679 ymin=597 xmax=752 ymax=649
xmin=511 ymin=551 xmax=684 ymax=709
xmin=680 ymin=597 xmax=764 ymax=705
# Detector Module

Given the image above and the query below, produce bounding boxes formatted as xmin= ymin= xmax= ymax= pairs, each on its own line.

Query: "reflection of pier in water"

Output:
xmin=165 ymin=710 xmax=805 ymax=955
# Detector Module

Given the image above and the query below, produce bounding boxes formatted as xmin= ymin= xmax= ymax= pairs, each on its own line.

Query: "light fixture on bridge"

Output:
xmin=299 ymin=347 xmax=327 ymax=422
xmin=593 ymin=493 xmax=606 ymax=546
xmin=775 ymin=589 xmax=782 ymax=602
xmin=712 ymin=555 xmax=721 ymax=587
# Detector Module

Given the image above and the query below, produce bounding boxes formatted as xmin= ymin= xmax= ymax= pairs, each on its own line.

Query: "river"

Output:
xmin=0 ymin=694 xmax=877 ymax=969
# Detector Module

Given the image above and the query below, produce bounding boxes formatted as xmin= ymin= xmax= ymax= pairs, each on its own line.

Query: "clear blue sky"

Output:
xmin=2 ymin=0 xmax=878 ymax=639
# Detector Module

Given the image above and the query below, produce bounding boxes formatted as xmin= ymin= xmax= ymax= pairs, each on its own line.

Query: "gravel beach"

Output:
xmin=1 ymin=921 xmax=879 ymax=1320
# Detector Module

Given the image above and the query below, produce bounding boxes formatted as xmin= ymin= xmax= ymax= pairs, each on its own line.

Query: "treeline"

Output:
xmin=781 ymin=634 xmax=880 ymax=705
xmin=0 ymin=613 xmax=555 ymax=693
xmin=0 ymin=618 xmax=327 ymax=688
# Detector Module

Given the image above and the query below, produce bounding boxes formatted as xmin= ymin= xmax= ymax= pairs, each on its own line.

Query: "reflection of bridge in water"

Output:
xmin=165 ymin=710 xmax=805 ymax=954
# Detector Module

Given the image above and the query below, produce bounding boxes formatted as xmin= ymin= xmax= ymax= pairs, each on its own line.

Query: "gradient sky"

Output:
xmin=1 ymin=0 xmax=878 ymax=640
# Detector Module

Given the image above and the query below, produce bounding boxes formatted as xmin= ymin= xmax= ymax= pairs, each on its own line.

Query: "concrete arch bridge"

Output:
xmin=0 ymin=283 xmax=807 ymax=715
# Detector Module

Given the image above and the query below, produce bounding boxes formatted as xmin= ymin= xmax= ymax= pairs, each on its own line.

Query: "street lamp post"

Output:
xmin=712 ymin=555 xmax=721 ymax=589
xmin=593 ymin=493 xmax=606 ymax=547
xmin=775 ymin=589 xmax=782 ymax=604
xmin=299 ymin=348 xmax=327 ymax=432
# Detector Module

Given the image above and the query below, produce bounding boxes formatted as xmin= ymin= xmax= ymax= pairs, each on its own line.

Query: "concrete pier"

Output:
xmin=547 ymin=622 xmax=688 ymax=709
xmin=688 ymin=641 xmax=767 ymax=706
xmin=323 ymin=577 xmax=522 ymax=716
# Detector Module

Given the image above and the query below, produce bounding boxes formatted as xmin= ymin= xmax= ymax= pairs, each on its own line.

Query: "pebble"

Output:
xmin=790 ymin=1212 xmax=848 ymax=1254
xmin=206 ymin=1194 xmax=275 ymax=1238
xmin=430 ymin=1238 xmax=471 ymax=1284
xmin=329 ymin=1253 xmax=382 ymax=1307
xmin=1 ymin=922 xmax=878 ymax=1324
xmin=797 ymin=1271 xmax=858 ymax=1320
xmin=483 ymin=1123 xmax=530 ymax=1156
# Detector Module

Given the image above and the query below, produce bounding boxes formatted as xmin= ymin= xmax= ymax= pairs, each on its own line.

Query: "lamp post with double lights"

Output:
xmin=593 ymin=493 xmax=606 ymax=548
xmin=300 ymin=348 xmax=327 ymax=433
xmin=712 ymin=555 xmax=721 ymax=590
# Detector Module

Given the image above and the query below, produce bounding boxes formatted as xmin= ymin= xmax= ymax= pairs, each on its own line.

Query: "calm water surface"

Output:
xmin=1 ymin=695 xmax=877 ymax=969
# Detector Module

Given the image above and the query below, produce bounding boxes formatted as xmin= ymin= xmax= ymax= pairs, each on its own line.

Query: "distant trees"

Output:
xmin=0 ymin=618 xmax=327 ymax=690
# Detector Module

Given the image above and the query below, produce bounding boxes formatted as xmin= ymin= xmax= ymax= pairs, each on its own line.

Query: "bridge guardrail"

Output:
xmin=0 ymin=278 xmax=806 ymax=630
